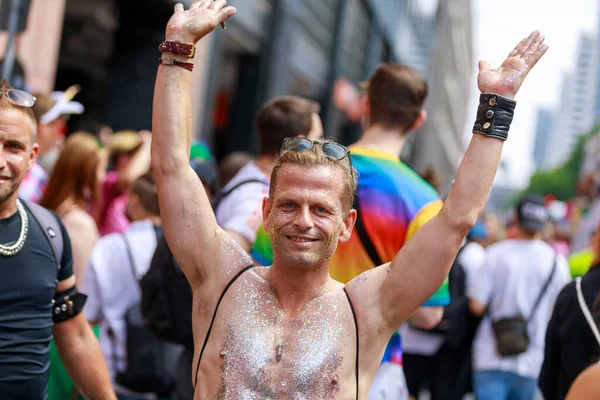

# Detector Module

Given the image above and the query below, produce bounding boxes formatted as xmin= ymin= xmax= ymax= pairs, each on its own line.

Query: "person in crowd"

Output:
xmin=151 ymin=2 xmax=547 ymax=398
xmin=468 ymin=195 xmax=570 ymax=400
xmin=40 ymin=132 xmax=107 ymax=287
xmin=329 ymin=64 xmax=448 ymax=399
xmin=19 ymin=85 xmax=84 ymax=203
xmin=539 ymin=219 xmax=600 ymax=399
xmin=216 ymin=95 xmax=322 ymax=254
xmin=0 ymin=79 xmax=115 ymax=399
xmin=84 ymin=172 xmax=166 ymax=399
xmin=402 ymin=221 xmax=488 ymax=400
xmin=568 ymin=228 xmax=598 ymax=277
xmin=99 ymin=129 xmax=151 ymax=236
xmin=217 ymin=151 xmax=254 ymax=189
xmin=483 ymin=210 xmax=506 ymax=246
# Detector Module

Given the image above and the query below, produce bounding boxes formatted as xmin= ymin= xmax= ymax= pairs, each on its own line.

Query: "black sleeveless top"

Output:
xmin=194 ymin=265 xmax=360 ymax=399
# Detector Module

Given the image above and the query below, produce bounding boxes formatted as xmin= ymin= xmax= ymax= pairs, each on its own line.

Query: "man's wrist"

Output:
xmin=472 ymin=93 xmax=516 ymax=141
xmin=165 ymin=31 xmax=197 ymax=45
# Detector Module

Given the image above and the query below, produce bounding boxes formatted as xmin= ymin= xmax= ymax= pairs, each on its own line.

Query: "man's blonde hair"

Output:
xmin=270 ymin=140 xmax=357 ymax=211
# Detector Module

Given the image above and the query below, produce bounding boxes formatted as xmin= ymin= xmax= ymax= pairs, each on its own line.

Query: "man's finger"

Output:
xmin=196 ymin=0 xmax=211 ymax=9
xmin=508 ymin=37 xmax=528 ymax=58
xmin=523 ymin=34 xmax=545 ymax=62
xmin=214 ymin=6 xmax=235 ymax=27
xmin=514 ymin=31 xmax=539 ymax=58
xmin=209 ymin=0 xmax=227 ymax=11
xmin=478 ymin=60 xmax=491 ymax=73
xmin=174 ymin=3 xmax=184 ymax=13
xmin=525 ymin=44 xmax=549 ymax=71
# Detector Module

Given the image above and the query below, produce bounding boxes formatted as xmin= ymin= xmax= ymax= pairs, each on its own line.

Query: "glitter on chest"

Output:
xmin=215 ymin=275 xmax=348 ymax=399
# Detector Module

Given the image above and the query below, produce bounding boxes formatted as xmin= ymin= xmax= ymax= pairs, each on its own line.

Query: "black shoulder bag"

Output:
xmin=491 ymin=255 xmax=557 ymax=356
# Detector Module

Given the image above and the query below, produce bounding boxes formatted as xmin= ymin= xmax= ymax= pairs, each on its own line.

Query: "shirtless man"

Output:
xmin=151 ymin=1 xmax=548 ymax=398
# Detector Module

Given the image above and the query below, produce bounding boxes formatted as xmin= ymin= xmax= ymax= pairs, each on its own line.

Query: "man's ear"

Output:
xmin=28 ymin=143 xmax=39 ymax=171
xmin=410 ymin=109 xmax=427 ymax=131
xmin=338 ymin=208 xmax=357 ymax=243
xmin=262 ymin=197 xmax=272 ymax=233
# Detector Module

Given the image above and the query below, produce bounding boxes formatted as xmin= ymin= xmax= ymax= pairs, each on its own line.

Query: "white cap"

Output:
xmin=40 ymin=86 xmax=84 ymax=124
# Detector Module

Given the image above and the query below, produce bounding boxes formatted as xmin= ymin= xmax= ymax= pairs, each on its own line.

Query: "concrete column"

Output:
xmin=0 ymin=0 xmax=66 ymax=92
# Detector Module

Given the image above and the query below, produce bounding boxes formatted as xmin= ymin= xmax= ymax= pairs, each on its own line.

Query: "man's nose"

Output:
xmin=294 ymin=206 xmax=314 ymax=231
xmin=0 ymin=148 xmax=7 ymax=170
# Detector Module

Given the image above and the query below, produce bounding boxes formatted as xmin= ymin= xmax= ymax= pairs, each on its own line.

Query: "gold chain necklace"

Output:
xmin=267 ymin=269 xmax=329 ymax=362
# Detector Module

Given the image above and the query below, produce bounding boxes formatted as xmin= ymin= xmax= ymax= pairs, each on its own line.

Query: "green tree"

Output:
xmin=520 ymin=124 xmax=599 ymax=203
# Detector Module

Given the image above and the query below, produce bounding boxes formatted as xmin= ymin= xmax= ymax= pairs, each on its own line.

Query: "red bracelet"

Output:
xmin=158 ymin=57 xmax=194 ymax=71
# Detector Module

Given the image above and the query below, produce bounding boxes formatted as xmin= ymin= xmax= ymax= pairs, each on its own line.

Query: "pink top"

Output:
xmin=99 ymin=171 xmax=130 ymax=236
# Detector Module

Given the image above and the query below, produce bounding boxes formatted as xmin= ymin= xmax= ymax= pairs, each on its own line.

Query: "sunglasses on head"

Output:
xmin=0 ymin=88 xmax=36 ymax=108
xmin=281 ymin=137 xmax=351 ymax=161
xmin=280 ymin=137 xmax=354 ymax=179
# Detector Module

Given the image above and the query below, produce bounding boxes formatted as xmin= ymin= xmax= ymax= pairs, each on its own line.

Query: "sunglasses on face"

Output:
xmin=0 ymin=89 xmax=36 ymax=108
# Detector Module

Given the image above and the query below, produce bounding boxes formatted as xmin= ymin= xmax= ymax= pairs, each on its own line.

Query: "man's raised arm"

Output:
xmin=151 ymin=1 xmax=236 ymax=287
xmin=353 ymin=31 xmax=548 ymax=333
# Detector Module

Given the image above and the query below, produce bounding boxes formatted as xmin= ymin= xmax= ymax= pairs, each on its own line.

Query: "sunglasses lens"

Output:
xmin=322 ymin=143 xmax=347 ymax=160
xmin=286 ymin=138 xmax=313 ymax=152
xmin=6 ymin=89 xmax=35 ymax=107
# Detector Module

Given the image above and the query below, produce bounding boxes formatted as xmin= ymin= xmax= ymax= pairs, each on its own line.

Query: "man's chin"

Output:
xmin=0 ymin=185 xmax=19 ymax=205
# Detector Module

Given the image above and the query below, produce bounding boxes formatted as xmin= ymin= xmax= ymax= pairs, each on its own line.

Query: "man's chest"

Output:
xmin=0 ymin=222 xmax=57 ymax=311
xmin=199 ymin=278 xmax=357 ymax=399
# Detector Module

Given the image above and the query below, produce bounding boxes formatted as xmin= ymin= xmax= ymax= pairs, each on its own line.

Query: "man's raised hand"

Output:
xmin=167 ymin=1 xmax=236 ymax=44
xmin=477 ymin=31 xmax=548 ymax=99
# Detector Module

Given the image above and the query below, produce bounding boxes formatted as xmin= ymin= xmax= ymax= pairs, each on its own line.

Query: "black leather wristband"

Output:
xmin=52 ymin=286 xmax=88 ymax=323
xmin=472 ymin=93 xmax=516 ymax=141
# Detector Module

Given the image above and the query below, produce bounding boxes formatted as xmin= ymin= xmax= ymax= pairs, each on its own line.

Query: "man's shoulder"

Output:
xmin=352 ymin=150 xmax=439 ymax=202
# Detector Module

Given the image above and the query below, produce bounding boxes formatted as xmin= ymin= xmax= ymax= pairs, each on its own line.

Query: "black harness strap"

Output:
xmin=352 ymin=193 xmax=383 ymax=267
xmin=194 ymin=264 xmax=255 ymax=389
xmin=344 ymin=287 xmax=360 ymax=400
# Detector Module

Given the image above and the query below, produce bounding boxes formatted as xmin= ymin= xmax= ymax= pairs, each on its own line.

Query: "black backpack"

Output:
xmin=140 ymin=178 xmax=268 ymax=346
xmin=114 ymin=232 xmax=180 ymax=395
xmin=140 ymin=233 xmax=194 ymax=347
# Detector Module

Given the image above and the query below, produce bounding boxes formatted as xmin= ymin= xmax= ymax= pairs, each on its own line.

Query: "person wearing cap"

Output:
xmin=467 ymin=195 xmax=570 ymax=400
xmin=18 ymin=86 xmax=84 ymax=203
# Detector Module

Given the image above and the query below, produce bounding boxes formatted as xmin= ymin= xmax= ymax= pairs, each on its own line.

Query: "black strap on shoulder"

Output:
xmin=122 ymin=234 xmax=138 ymax=281
xmin=194 ymin=264 xmax=255 ymax=389
xmin=21 ymin=200 xmax=64 ymax=272
xmin=527 ymin=254 xmax=557 ymax=323
xmin=343 ymin=287 xmax=359 ymax=400
xmin=352 ymin=193 xmax=383 ymax=267
xmin=212 ymin=179 xmax=268 ymax=210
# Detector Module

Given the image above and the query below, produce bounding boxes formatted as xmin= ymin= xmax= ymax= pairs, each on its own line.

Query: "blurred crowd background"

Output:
xmin=2 ymin=1 xmax=600 ymax=399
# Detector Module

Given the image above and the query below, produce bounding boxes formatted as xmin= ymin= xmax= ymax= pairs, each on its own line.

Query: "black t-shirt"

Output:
xmin=539 ymin=265 xmax=600 ymax=400
xmin=0 ymin=206 xmax=73 ymax=400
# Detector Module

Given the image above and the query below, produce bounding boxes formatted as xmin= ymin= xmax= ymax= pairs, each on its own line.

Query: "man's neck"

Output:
xmin=0 ymin=195 xmax=19 ymax=219
xmin=268 ymin=261 xmax=333 ymax=316
xmin=352 ymin=124 xmax=408 ymax=156
xmin=255 ymin=155 xmax=276 ymax=178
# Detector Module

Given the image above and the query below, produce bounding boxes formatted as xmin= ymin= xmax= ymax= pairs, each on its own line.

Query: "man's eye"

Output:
xmin=7 ymin=143 xmax=23 ymax=150
xmin=316 ymin=207 xmax=327 ymax=214
xmin=283 ymin=203 xmax=294 ymax=209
